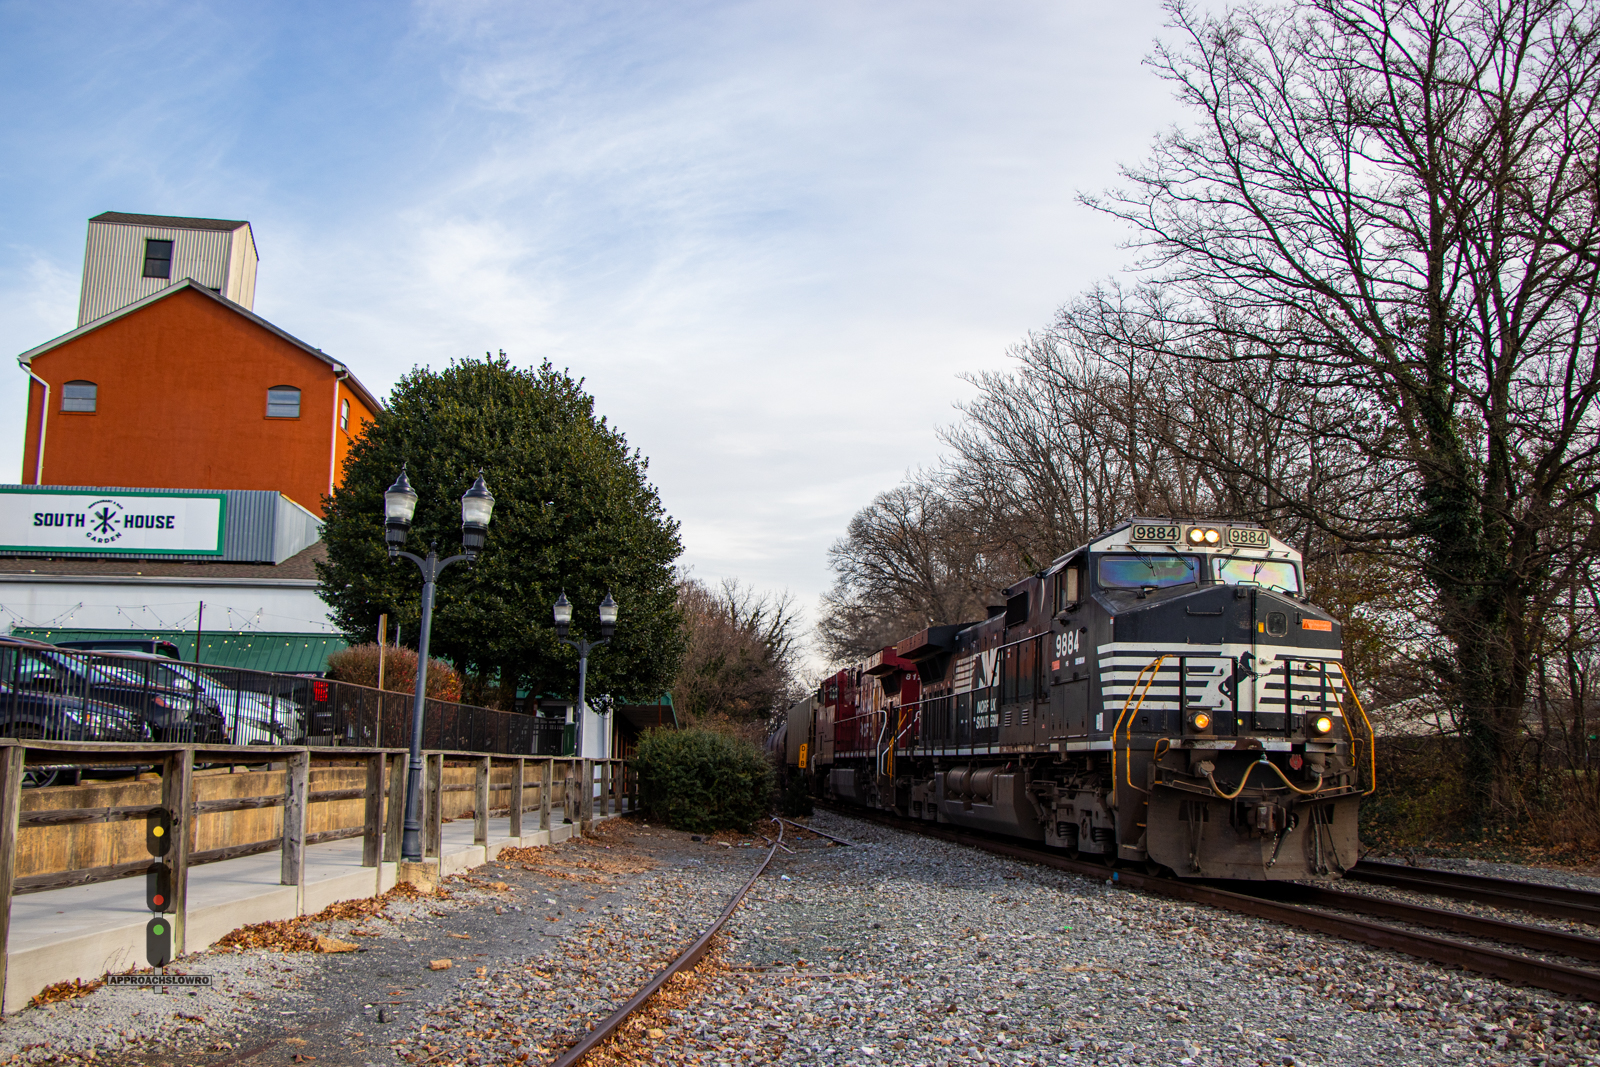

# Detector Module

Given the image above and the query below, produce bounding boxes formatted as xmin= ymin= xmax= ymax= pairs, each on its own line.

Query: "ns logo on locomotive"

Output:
xmin=782 ymin=519 xmax=1374 ymax=880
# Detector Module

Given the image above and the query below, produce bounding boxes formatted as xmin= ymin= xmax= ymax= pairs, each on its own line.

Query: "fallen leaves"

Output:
xmin=213 ymin=919 xmax=318 ymax=954
xmin=429 ymin=959 xmax=453 ymax=971
xmin=29 ymin=977 xmax=102 ymax=1008
xmin=214 ymin=883 xmax=430 ymax=952
xmin=314 ymin=936 xmax=359 ymax=953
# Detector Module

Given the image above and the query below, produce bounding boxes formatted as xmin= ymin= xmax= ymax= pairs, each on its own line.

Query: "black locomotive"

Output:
xmin=783 ymin=518 xmax=1371 ymax=880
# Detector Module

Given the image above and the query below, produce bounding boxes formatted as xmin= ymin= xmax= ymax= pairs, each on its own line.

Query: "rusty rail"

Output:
xmin=547 ymin=820 xmax=787 ymax=1067
xmin=1349 ymin=860 xmax=1600 ymax=926
xmin=772 ymin=815 xmax=853 ymax=847
xmin=820 ymin=803 xmax=1600 ymax=1002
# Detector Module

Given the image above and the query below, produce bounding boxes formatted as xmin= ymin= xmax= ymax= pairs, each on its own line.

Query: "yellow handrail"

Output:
xmin=1335 ymin=662 xmax=1378 ymax=796
xmin=1206 ymin=756 xmax=1326 ymax=799
xmin=1111 ymin=655 xmax=1169 ymax=803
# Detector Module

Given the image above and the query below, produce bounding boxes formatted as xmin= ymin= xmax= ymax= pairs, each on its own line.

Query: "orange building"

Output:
xmin=16 ymin=214 xmax=380 ymax=515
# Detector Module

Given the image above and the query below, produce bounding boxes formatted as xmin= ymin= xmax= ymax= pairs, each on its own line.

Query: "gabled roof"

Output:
xmin=89 ymin=211 xmax=249 ymax=232
xmin=16 ymin=279 xmax=383 ymax=413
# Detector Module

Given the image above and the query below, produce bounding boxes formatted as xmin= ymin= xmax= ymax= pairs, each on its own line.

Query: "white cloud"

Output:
xmin=0 ymin=0 xmax=1183 ymax=663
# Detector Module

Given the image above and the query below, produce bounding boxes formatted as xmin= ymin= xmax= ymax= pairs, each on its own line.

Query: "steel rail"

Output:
xmin=1257 ymin=883 xmax=1600 ymax=963
xmin=772 ymin=816 xmax=854 ymax=847
xmin=817 ymin=802 xmax=1600 ymax=1002
xmin=545 ymin=819 xmax=786 ymax=1067
xmin=1351 ymin=861 xmax=1600 ymax=925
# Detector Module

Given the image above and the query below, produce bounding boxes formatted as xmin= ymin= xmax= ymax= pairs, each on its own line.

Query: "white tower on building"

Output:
xmin=77 ymin=211 xmax=258 ymax=326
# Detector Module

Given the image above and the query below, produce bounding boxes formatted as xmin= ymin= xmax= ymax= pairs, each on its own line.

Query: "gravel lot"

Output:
xmin=9 ymin=811 xmax=1600 ymax=1067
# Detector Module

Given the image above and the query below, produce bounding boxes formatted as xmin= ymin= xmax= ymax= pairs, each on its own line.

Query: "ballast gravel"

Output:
xmin=611 ymin=811 xmax=1600 ymax=1067
xmin=10 ymin=813 xmax=1600 ymax=1066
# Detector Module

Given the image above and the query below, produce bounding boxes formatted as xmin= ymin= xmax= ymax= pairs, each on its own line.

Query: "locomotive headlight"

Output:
xmin=1204 ymin=528 xmax=1221 ymax=544
xmin=1188 ymin=710 xmax=1213 ymax=732
xmin=1186 ymin=527 xmax=1205 ymax=544
xmin=1312 ymin=715 xmax=1334 ymax=735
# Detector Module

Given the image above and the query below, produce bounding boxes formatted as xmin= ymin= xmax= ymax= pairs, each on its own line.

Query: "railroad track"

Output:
xmin=1349 ymin=859 xmax=1600 ymax=926
xmin=544 ymin=818 xmax=828 ymax=1067
xmin=816 ymin=801 xmax=1600 ymax=1002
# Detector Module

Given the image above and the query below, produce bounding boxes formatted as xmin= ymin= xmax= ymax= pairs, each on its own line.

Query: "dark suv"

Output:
xmin=0 ymin=638 xmax=223 ymax=744
xmin=0 ymin=637 xmax=143 ymax=736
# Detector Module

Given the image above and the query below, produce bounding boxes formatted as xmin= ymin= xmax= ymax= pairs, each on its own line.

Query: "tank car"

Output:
xmin=784 ymin=518 xmax=1372 ymax=880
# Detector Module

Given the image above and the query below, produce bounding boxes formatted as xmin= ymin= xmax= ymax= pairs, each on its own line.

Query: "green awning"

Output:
xmin=11 ymin=628 xmax=347 ymax=674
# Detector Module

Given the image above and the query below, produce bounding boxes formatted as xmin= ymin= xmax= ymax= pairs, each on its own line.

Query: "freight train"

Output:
xmin=782 ymin=519 xmax=1372 ymax=880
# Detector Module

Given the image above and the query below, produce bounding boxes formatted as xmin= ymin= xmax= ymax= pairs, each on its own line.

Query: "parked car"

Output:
xmin=110 ymin=652 xmax=304 ymax=745
xmin=55 ymin=638 xmax=183 ymax=660
xmin=0 ymin=638 xmax=226 ymax=743
xmin=0 ymin=636 xmax=150 ymax=785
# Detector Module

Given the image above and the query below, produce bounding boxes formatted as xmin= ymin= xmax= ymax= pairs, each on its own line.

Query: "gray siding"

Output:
xmin=77 ymin=220 xmax=255 ymax=326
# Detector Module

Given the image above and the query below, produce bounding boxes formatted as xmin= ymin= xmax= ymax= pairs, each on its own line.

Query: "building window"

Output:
xmin=61 ymin=380 xmax=97 ymax=413
xmin=339 ymin=398 xmax=350 ymax=431
xmin=266 ymin=386 xmax=301 ymax=418
xmin=142 ymin=239 xmax=174 ymax=280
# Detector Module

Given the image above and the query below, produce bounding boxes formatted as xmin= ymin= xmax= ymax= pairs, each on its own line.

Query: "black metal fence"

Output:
xmin=0 ymin=637 xmax=565 ymax=759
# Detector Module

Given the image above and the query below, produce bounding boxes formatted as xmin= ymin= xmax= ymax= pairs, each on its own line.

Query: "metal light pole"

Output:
xmin=553 ymin=592 xmax=618 ymax=757
xmin=386 ymin=467 xmax=495 ymax=864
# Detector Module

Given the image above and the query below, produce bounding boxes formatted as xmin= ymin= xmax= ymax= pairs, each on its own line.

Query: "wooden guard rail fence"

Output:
xmin=0 ymin=739 xmax=638 ymax=1009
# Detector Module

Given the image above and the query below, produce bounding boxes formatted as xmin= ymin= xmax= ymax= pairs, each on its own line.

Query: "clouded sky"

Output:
xmin=0 ymin=1 xmax=1183 ymax=654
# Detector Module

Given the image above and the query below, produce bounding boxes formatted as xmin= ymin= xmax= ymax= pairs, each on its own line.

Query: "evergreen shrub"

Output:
xmin=634 ymin=727 xmax=773 ymax=833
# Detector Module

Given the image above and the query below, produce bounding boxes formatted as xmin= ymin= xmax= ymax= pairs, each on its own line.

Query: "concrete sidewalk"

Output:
xmin=3 ymin=809 xmax=619 ymax=1014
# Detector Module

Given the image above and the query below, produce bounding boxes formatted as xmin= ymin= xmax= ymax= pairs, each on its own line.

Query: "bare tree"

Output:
xmin=1074 ymin=0 xmax=1600 ymax=815
xmin=815 ymin=478 xmax=1009 ymax=665
xmin=674 ymin=575 xmax=804 ymax=725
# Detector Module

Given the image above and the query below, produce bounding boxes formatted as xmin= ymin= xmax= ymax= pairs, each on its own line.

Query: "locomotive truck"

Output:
xmin=783 ymin=518 xmax=1373 ymax=880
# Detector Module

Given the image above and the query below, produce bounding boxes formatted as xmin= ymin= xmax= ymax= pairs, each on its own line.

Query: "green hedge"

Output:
xmin=634 ymin=727 xmax=773 ymax=833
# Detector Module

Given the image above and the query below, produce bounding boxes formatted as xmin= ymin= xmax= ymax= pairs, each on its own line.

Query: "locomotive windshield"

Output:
xmin=1213 ymin=556 xmax=1300 ymax=593
xmin=1098 ymin=555 xmax=1198 ymax=590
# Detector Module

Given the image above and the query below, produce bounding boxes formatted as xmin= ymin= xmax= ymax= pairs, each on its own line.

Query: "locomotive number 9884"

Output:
xmin=781 ymin=518 xmax=1372 ymax=880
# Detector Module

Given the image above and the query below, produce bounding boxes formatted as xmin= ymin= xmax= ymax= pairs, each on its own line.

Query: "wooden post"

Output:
xmin=600 ymin=760 xmax=612 ymax=817
xmin=580 ymin=759 xmax=594 ymax=826
xmin=163 ymin=747 xmax=194 ymax=955
xmin=539 ymin=758 xmax=553 ymax=831
xmin=509 ymin=757 xmax=525 ymax=839
xmin=474 ymin=756 xmax=490 ymax=847
xmin=424 ymin=754 xmax=443 ymax=859
xmin=281 ymin=748 xmax=309 ymax=889
xmin=383 ymin=751 xmax=406 ymax=863
xmin=562 ymin=761 xmax=575 ymax=824
xmin=0 ymin=744 xmax=26 ymax=1010
xmin=362 ymin=752 xmax=385 ymax=867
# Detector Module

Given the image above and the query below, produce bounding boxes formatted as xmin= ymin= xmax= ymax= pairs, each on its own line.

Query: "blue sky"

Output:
xmin=0 ymin=1 xmax=1181 ymax=655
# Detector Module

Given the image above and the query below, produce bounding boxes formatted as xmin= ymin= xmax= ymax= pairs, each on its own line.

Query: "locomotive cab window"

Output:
xmin=1213 ymin=556 xmax=1300 ymax=594
xmin=1055 ymin=567 xmax=1081 ymax=611
xmin=1097 ymin=555 xmax=1198 ymax=590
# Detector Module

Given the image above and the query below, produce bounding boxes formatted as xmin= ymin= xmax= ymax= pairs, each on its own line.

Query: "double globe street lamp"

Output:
xmin=384 ymin=466 xmax=495 ymax=864
xmin=553 ymin=591 xmax=618 ymax=757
